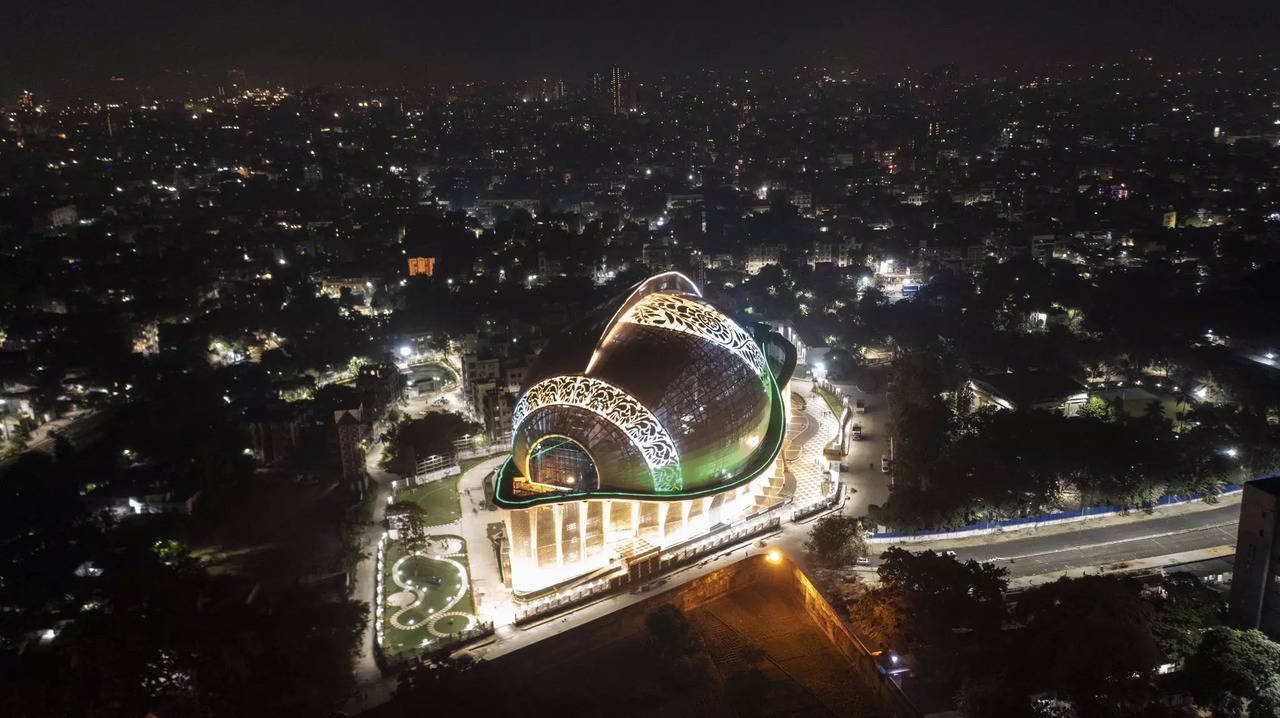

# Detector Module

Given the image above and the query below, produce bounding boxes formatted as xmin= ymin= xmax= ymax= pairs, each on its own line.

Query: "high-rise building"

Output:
xmin=610 ymin=66 xmax=628 ymax=115
xmin=1230 ymin=476 xmax=1280 ymax=640
xmin=227 ymin=68 xmax=248 ymax=93
xmin=333 ymin=407 xmax=369 ymax=493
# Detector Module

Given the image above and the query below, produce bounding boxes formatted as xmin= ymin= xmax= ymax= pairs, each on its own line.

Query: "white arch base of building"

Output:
xmin=502 ymin=470 xmax=784 ymax=595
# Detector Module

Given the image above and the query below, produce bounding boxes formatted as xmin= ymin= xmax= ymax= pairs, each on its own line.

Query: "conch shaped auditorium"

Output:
xmin=495 ymin=272 xmax=796 ymax=596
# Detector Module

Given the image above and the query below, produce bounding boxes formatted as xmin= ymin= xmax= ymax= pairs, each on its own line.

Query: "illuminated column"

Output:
xmin=509 ymin=509 xmax=532 ymax=575
xmin=553 ymin=504 xmax=564 ymax=567
xmin=707 ymin=492 xmax=723 ymax=527
xmin=578 ymin=503 xmax=588 ymax=564
xmin=527 ymin=508 xmax=538 ymax=572
xmin=536 ymin=506 xmax=557 ymax=570
xmin=585 ymin=501 xmax=602 ymax=560
xmin=639 ymin=502 xmax=660 ymax=542
xmin=662 ymin=501 xmax=681 ymax=544
xmin=561 ymin=502 xmax=581 ymax=566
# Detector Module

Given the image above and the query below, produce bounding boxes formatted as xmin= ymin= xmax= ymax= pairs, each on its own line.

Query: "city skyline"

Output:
xmin=6 ymin=12 xmax=1280 ymax=714
xmin=4 ymin=0 xmax=1280 ymax=99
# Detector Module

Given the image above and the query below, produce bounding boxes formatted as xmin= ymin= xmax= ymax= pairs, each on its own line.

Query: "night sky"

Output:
xmin=4 ymin=0 xmax=1279 ymax=97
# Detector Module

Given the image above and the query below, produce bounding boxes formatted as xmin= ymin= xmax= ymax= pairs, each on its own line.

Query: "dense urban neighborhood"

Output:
xmin=5 ymin=49 xmax=1280 ymax=716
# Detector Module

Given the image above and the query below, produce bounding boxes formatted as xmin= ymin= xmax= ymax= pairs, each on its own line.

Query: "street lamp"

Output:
xmin=398 ymin=346 xmax=412 ymax=359
xmin=765 ymin=549 xmax=783 ymax=564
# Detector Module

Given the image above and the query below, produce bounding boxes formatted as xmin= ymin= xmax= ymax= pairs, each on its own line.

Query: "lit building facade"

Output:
xmin=1231 ymin=476 xmax=1280 ymax=640
xmin=495 ymin=272 xmax=795 ymax=596
xmin=407 ymin=256 xmax=436 ymax=277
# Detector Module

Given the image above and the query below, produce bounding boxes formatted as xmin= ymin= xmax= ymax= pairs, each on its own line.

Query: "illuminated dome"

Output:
xmin=495 ymin=272 xmax=794 ymax=508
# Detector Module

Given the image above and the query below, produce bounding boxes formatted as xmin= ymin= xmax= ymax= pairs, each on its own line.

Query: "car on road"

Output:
xmin=855 ymin=399 xmax=867 ymax=414
xmin=881 ymin=454 xmax=891 ymax=473
xmin=851 ymin=424 xmax=863 ymax=440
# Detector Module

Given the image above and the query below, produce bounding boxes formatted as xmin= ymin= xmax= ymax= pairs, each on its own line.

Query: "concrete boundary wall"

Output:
xmin=782 ymin=560 xmax=921 ymax=716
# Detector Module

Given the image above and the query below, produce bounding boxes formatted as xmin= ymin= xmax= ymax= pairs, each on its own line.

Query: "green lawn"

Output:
xmin=408 ymin=360 xmax=458 ymax=386
xmin=382 ymin=536 xmax=477 ymax=657
xmin=396 ymin=476 xmax=462 ymax=526
xmin=458 ymin=454 xmax=498 ymax=476
xmin=814 ymin=386 xmax=844 ymax=419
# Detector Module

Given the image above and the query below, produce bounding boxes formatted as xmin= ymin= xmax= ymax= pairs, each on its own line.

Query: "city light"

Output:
xmin=12 ymin=41 xmax=1280 ymax=716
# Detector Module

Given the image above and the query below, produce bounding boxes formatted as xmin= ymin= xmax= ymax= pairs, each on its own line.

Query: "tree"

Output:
xmin=804 ymin=515 xmax=867 ymax=567
xmin=382 ymin=411 xmax=482 ymax=476
xmin=1014 ymin=575 xmax=1163 ymax=710
xmin=1251 ymin=674 xmax=1280 ymax=718
xmin=847 ymin=548 xmax=1006 ymax=681
xmin=1148 ymin=572 xmax=1223 ymax=664
xmin=645 ymin=604 xmax=694 ymax=657
xmin=1186 ymin=627 xmax=1280 ymax=714
xmin=387 ymin=501 xmax=427 ymax=546
xmin=392 ymin=655 xmax=521 ymax=717
xmin=1079 ymin=395 xmax=1120 ymax=422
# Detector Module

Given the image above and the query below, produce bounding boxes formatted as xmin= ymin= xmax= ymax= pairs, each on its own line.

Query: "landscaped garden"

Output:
xmin=381 ymin=535 xmax=477 ymax=657
xmin=814 ymin=386 xmax=844 ymax=420
xmin=395 ymin=476 xmax=462 ymax=527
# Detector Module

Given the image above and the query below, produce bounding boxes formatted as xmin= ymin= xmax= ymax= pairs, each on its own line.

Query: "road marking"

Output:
xmin=986 ymin=522 xmax=1236 ymax=562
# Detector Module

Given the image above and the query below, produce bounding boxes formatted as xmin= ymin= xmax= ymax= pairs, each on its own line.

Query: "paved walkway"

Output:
xmin=9 ymin=408 xmax=93 ymax=456
xmin=789 ymin=380 xmax=839 ymax=507
xmin=345 ymin=382 xmax=462 ymax=712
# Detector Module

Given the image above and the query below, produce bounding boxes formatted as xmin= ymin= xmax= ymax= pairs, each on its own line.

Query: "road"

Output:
xmin=812 ymin=378 xmax=890 ymax=518
xmin=344 ymin=364 xmax=1249 ymax=713
xmin=864 ymin=498 xmax=1241 ymax=579
xmin=813 ymin=376 xmax=1242 ymax=582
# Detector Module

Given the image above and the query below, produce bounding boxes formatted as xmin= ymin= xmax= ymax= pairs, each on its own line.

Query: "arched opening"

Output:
xmin=527 ymin=435 xmax=599 ymax=491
